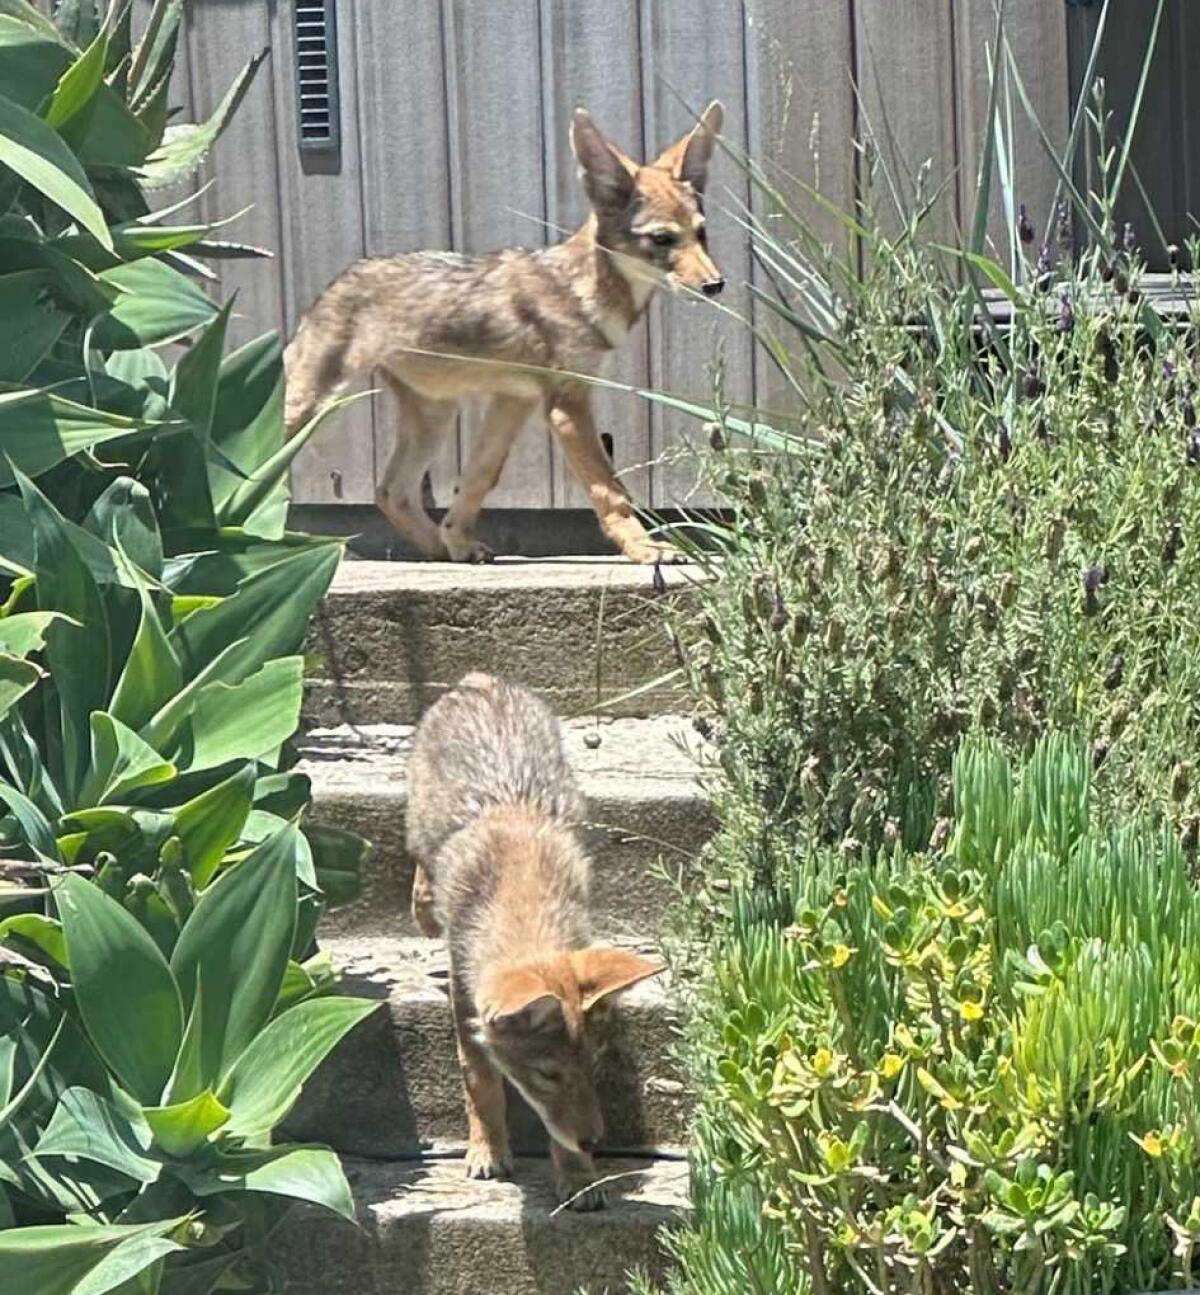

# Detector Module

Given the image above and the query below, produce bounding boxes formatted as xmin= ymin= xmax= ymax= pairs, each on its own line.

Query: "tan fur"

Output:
xmin=284 ymin=102 xmax=725 ymax=564
xmin=405 ymin=674 xmax=664 ymax=1207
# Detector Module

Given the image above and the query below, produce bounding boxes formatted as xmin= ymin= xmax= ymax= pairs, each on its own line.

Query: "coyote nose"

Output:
xmin=701 ymin=277 xmax=725 ymax=297
xmin=579 ymin=1138 xmax=600 ymax=1155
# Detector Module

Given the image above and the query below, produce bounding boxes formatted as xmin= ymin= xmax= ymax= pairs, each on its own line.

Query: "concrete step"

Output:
xmin=273 ymin=1154 xmax=688 ymax=1295
xmin=302 ymin=557 xmax=698 ymax=727
xmin=299 ymin=715 xmax=713 ymax=942
xmin=284 ymin=936 xmax=689 ymax=1157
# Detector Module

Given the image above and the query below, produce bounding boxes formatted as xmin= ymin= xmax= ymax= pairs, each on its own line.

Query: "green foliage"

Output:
xmin=0 ymin=3 xmax=375 ymax=1291
xmin=645 ymin=4 xmax=1200 ymax=1291
xmin=666 ymin=736 xmax=1200 ymax=1294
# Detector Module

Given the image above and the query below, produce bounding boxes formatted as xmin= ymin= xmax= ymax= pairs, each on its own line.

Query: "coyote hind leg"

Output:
xmin=411 ymin=862 xmax=441 ymax=938
xmin=376 ymin=374 xmax=457 ymax=560
xmin=440 ymin=394 xmax=537 ymax=563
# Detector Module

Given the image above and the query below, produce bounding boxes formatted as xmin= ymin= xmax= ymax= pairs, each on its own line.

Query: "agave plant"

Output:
xmin=0 ymin=3 xmax=374 ymax=1291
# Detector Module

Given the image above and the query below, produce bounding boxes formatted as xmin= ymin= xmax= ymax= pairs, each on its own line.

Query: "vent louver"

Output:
xmin=294 ymin=0 xmax=340 ymax=153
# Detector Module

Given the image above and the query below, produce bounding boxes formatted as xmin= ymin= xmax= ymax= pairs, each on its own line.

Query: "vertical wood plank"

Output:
xmin=184 ymin=0 xmax=283 ymax=350
xmin=641 ymin=0 xmax=755 ymax=510
xmin=444 ymin=0 xmax=551 ymax=508
xmin=955 ymin=1 xmax=1068 ymax=266
xmin=1182 ymin=1 xmax=1200 ymax=238
xmin=268 ymin=0 xmax=375 ymax=504
xmin=744 ymin=0 xmax=856 ymax=422
xmin=1067 ymin=2 xmax=1184 ymax=271
xmin=854 ymin=0 xmax=959 ymax=245
xmin=540 ymin=0 xmax=652 ymax=511
xmin=355 ymin=0 xmax=458 ymax=502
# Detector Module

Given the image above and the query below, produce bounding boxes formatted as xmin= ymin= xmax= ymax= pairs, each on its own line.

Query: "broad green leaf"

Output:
xmin=44 ymin=28 xmax=107 ymax=129
xmin=73 ymin=1235 xmax=181 ymax=1295
xmin=83 ymin=478 xmax=164 ymax=581
xmin=307 ymin=821 xmax=369 ymax=906
xmin=174 ymin=656 xmax=303 ymax=773
xmin=162 ymin=970 xmax=204 ymax=1105
xmin=0 ymin=912 xmax=66 ymax=966
xmin=169 ymin=542 xmax=341 ymax=683
xmin=0 ymin=970 xmax=110 ymax=1099
xmin=0 ymin=610 xmax=72 ymax=657
xmin=173 ymin=765 xmax=255 ymax=888
xmin=142 ymin=1088 xmax=229 ymax=1157
xmin=0 ymin=651 xmax=41 ymax=720
xmin=0 ymin=90 xmax=111 ymax=249
xmin=0 ymin=1014 xmax=63 ymax=1127
xmin=0 ymin=1219 xmax=184 ymax=1295
xmin=51 ymin=0 xmax=100 ymax=46
xmin=109 ymin=576 xmax=181 ymax=734
xmin=79 ymin=712 xmax=177 ymax=807
xmin=0 ymin=268 xmax=67 ymax=382
xmin=152 ymin=304 xmax=232 ymax=531
xmin=169 ymin=825 xmax=299 ymax=1086
xmin=220 ymin=997 xmax=378 ymax=1137
xmin=0 ymin=779 xmax=60 ymax=859
xmin=218 ymin=392 xmax=366 ymax=535
xmin=56 ymin=873 xmax=183 ymax=1104
xmin=34 ymin=1087 xmax=160 ymax=1183
xmin=0 ymin=389 xmax=151 ymax=486
xmin=0 ymin=1 xmax=60 ymax=39
xmin=171 ymin=300 xmax=231 ymax=442
xmin=16 ymin=467 xmax=110 ymax=801
xmin=183 ymin=1145 xmax=354 ymax=1221
xmin=140 ymin=49 xmax=267 ymax=189
xmin=92 ymin=257 xmax=217 ymax=350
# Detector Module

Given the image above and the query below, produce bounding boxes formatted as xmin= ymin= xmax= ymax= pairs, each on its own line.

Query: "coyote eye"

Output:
xmin=534 ymin=1066 xmax=562 ymax=1085
xmin=649 ymin=230 xmax=678 ymax=248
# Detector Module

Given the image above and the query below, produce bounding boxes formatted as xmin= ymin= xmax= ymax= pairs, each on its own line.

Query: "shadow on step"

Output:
xmin=272 ymin=1154 xmax=684 ymax=1295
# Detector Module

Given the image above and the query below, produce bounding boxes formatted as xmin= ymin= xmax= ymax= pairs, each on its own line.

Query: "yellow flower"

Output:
xmin=830 ymin=943 xmax=855 ymax=969
xmin=880 ymin=1052 xmax=905 ymax=1080
xmin=959 ymin=999 xmax=985 ymax=1022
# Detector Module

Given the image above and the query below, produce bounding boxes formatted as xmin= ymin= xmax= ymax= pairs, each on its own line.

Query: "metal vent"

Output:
xmin=294 ymin=0 xmax=340 ymax=153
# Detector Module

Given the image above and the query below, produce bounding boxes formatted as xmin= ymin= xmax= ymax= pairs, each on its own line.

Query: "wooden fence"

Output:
xmin=164 ymin=2 xmax=1090 ymax=509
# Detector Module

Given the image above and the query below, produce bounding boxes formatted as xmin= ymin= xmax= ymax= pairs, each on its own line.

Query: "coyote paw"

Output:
xmin=444 ymin=532 xmax=495 ymax=564
xmin=623 ymin=541 xmax=687 ymax=566
xmin=555 ymin=1174 xmax=609 ymax=1211
xmin=464 ymin=1142 xmax=513 ymax=1181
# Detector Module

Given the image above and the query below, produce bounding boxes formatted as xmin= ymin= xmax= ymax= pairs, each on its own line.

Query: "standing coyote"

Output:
xmin=405 ymin=673 xmax=664 ymax=1208
xmin=284 ymin=101 xmax=725 ymax=564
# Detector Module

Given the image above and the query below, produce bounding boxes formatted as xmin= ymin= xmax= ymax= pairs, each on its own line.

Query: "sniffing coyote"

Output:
xmin=405 ymin=673 xmax=664 ymax=1208
xmin=284 ymin=101 xmax=725 ymax=564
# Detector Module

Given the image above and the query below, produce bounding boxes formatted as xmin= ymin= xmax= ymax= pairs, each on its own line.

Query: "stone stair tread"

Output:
xmin=330 ymin=554 xmax=703 ymax=595
xmin=274 ymin=1154 xmax=690 ymax=1295
xmin=320 ymin=931 xmax=668 ymax=1003
xmin=297 ymin=713 xmax=704 ymax=802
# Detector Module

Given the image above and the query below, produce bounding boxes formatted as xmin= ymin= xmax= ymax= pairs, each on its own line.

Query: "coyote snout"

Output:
xmin=405 ymin=673 xmax=664 ymax=1209
xmin=284 ymin=100 xmax=725 ymax=565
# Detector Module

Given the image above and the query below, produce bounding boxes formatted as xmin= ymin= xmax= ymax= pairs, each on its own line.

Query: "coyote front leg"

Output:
xmin=547 ymin=394 xmax=680 ymax=564
xmin=450 ymin=975 xmax=513 ymax=1179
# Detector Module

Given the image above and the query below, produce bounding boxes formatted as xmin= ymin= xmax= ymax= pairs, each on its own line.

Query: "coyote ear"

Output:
xmin=571 ymin=107 xmax=637 ymax=211
xmin=571 ymin=948 xmax=665 ymax=1012
xmin=480 ymin=966 xmax=562 ymax=1029
xmin=655 ymin=99 xmax=723 ymax=192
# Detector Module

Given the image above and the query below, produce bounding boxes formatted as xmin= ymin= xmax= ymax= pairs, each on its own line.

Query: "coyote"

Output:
xmin=405 ymin=673 xmax=664 ymax=1208
xmin=284 ymin=101 xmax=725 ymax=564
